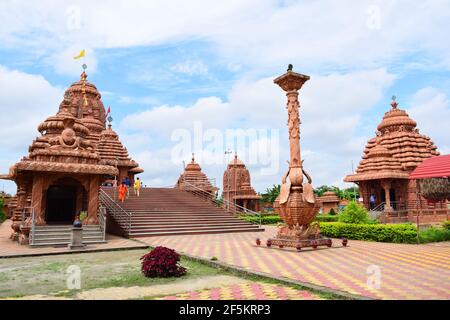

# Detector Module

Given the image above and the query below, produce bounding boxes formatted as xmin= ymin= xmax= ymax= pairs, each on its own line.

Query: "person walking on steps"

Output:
xmin=134 ymin=177 xmax=141 ymax=197
xmin=124 ymin=176 xmax=131 ymax=198
xmin=119 ymin=181 xmax=127 ymax=203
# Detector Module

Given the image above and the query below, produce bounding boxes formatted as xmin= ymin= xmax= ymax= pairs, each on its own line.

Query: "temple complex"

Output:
xmin=175 ymin=154 xmax=218 ymax=198
xmin=344 ymin=97 xmax=448 ymax=223
xmin=222 ymin=153 xmax=261 ymax=212
xmin=0 ymin=70 xmax=141 ymax=244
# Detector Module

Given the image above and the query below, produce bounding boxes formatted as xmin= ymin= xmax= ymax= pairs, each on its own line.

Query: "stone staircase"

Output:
xmin=30 ymin=225 xmax=105 ymax=247
xmin=101 ymin=187 xmax=264 ymax=237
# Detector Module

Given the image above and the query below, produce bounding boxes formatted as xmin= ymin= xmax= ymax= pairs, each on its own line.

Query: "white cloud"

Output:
xmin=46 ymin=46 xmax=98 ymax=76
xmin=0 ymin=65 xmax=63 ymax=193
xmin=119 ymin=68 xmax=395 ymax=192
xmin=2 ymin=0 xmax=450 ymax=73
xmin=406 ymin=87 xmax=450 ymax=154
xmin=170 ymin=59 xmax=208 ymax=76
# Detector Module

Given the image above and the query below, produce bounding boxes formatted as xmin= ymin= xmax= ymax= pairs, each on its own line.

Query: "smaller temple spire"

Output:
xmin=391 ymin=95 xmax=398 ymax=109
xmin=191 ymin=152 xmax=195 ymax=163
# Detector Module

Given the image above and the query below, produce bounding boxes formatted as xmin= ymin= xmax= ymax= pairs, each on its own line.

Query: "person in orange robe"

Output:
xmin=118 ymin=182 xmax=127 ymax=203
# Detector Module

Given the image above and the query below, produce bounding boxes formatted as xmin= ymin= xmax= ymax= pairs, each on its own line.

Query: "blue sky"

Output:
xmin=1 ymin=0 xmax=449 ymax=194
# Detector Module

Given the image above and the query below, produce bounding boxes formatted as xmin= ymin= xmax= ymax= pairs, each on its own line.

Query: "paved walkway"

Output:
xmin=0 ymin=220 xmax=147 ymax=258
xmin=140 ymin=226 xmax=450 ymax=300
xmin=159 ymin=282 xmax=321 ymax=300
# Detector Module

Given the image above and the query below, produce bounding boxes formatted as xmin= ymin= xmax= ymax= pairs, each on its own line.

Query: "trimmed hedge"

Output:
xmin=314 ymin=214 xmax=339 ymax=222
xmin=319 ymin=222 xmax=418 ymax=243
xmin=418 ymin=227 xmax=450 ymax=243
xmin=240 ymin=215 xmax=282 ymax=225
xmin=442 ymin=220 xmax=450 ymax=230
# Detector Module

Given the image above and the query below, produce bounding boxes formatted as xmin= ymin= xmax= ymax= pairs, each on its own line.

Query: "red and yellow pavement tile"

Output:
xmin=140 ymin=226 xmax=450 ymax=300
xmin=159 ymin=282 xmax=321 ymax=300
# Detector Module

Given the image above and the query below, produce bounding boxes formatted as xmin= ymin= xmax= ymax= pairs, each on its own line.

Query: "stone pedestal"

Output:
xmin=68 ymin=227 xmax=86 ymax=250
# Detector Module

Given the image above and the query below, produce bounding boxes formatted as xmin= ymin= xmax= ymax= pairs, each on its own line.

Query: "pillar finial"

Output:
xmin=391 ymin=95 xmax=398 ymax=109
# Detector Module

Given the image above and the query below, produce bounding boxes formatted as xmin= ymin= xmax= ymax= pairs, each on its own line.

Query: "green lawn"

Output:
xmin=0 ymin=248 xmax=343 ymax=300
xmin=0 ymin=249 xmax=225 ymax=298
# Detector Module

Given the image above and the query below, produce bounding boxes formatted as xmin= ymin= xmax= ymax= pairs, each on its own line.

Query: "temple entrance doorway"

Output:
xmin=46 ymin=186 xmax=76 ymax=223
xmin=390 ymin=188 xmax=396 ymax=209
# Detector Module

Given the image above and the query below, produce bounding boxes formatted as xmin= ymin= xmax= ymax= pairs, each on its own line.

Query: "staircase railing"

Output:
xmin=99 ymin=189 xmax=132 ymax=236
xmin=177 ymin=181 xmax=262 ymax=226
xmin=98 ymin=206 xmax=107 ymax=242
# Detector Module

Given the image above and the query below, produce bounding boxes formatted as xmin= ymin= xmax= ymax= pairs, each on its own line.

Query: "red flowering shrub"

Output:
xmin=140 ymin=246 xmax=187 ymax=278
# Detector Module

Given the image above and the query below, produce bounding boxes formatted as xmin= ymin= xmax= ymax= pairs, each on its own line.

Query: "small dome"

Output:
xmin=228 ymin=154 xmax=245 ymax=166
xmin=377 ymin=99 xmax=417 ymax=132
xmin=185 ymin=155 xmax=202 ymax=171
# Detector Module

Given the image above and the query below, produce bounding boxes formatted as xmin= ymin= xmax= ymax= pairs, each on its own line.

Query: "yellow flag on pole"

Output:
xmin=73 ymin=50 xmax=85 ymax=60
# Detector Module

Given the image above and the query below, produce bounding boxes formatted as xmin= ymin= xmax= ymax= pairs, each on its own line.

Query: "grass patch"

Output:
xmin=87 ymin=257 xmax=225 ymax=291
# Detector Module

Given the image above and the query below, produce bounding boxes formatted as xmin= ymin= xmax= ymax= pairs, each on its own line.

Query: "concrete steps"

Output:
xmin=101 ymin=187 xmax=263 ymax=237
xmin=30 ymin=225 xmax=105 ymax=247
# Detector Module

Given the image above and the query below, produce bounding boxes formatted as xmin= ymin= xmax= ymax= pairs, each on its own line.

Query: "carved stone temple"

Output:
xmin=0 ymin=71 xmax=142 ymax=244
xmin=344 ymin=97 xmax=448 ymax=223
xmin=222 ymin=153 xmax=261 ymax=212
xmin=175 ymin=154 xmax=218 ymax=199
xmin=258 ymin=66 xmax=337 ymax=250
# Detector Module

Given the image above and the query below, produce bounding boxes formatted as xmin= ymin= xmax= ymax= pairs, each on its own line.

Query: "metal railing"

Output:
xmin=99 ymin=189 xmax=132 ymax=236
xmin=98 ymin=206 xmax=107 ymax=242
xmin=178 ymin=181 xmax=262 ymax=226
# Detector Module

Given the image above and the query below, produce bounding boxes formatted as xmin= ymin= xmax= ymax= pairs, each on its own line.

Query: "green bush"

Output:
xmin=319 ymin=222 xmax=418 ymax=243
xmin=314 ymin=214 xmax=339 ymax=222
xmin=338 ymin=201 xmax=370 ymax=224
xmin=0 ymin=197 xmax=5 ymax=223
xmin=240 ymin=214 xmax=282 ymax=225
xmin=442 ymin=220 xmax=450 ymax=230
xmin=328 ymin=208 xmax=337 ymax=215
xmin=419 ymin=227 xmax=450 ymax=243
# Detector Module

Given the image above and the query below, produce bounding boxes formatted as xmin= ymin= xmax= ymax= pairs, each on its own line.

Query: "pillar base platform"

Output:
xmin=256 ymin=236 xmax=348 ymax=251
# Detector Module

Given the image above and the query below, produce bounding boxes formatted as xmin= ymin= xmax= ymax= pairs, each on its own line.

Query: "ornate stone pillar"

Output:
xmin=274 ymin=68 xmax=310 ymax=190
xmin=274 ymin=66 xmax=319 ymax=231
xmin=11 ymin=176 xmax=29 ymax=241
xmin=381 ymin=180 xmax=392 ymax=211
xmin=31 ymin=174 xmax=45 ymax=225
xmin=85 ymin=175 xmax=100 ymax=225
xmin=360 ymin=182 xmax=370 ymax=209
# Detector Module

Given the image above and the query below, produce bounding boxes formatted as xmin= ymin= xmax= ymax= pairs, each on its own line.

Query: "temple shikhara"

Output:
xmin=175 ymin=154 xmax=218 ymax=199
xmin=0 ymin=71 xmax=142 ymax=244
xmin=222 ymin=153 xmax=261 ymax=212
xmin=344 ymin=97 xmax=448 ymax=223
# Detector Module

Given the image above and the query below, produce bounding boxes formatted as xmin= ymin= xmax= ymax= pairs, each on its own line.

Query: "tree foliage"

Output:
xmin=261 ymin=184 xmax=281 ymax=203
xmin=0 ymin=197 xmax=5 ymax=223
xmin=313 ymin=185 xmax=359 ymax=201
xmin=338 ymin=200 xmax=370 ymax=224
